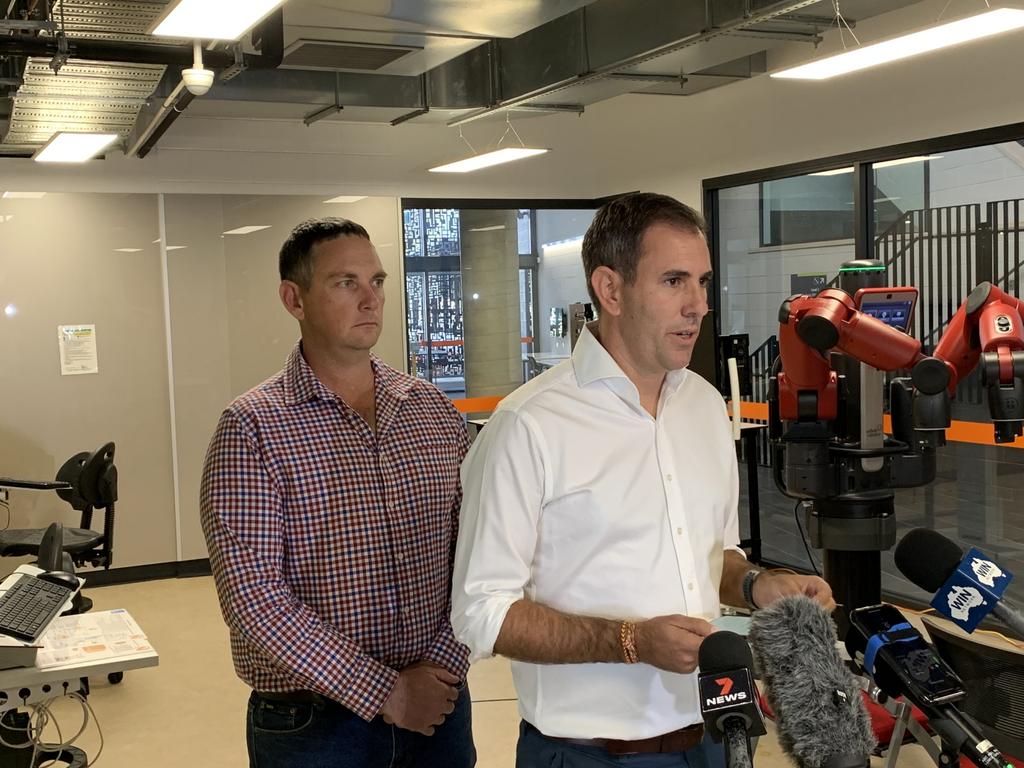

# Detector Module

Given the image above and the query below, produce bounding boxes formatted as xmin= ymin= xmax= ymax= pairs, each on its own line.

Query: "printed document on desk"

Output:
xmin=35 ymin=609 xmax=152 ymax=669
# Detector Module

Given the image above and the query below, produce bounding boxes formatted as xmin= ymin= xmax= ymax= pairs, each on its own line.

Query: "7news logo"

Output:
xmin=704 ymin=677 xmax=750 ymax=707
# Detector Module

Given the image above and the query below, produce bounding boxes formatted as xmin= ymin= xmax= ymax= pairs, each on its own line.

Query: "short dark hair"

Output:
xmin=279 ymin=217 xmax=371 ymax=289
xmin=581 ymin=192 xmax=706 ymax=308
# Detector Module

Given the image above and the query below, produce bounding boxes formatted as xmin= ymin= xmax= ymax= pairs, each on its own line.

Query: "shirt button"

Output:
xmin=666 ymin=474 xmax=673 ymax=482
xmin=395 ymin=552 xmax=404 ymax=563
xmin=676 ymin=527 xmax=683 ymax=535
xmin=687 ymin=583 xmax=695 ymax=591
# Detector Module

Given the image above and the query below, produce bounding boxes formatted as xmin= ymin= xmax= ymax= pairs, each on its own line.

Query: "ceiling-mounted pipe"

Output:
xmin=0 ymin=38 xmax=236 ymax=68
xmin=128 ymin=9 xmax=284 ymax=159
xmin=128 ymin=79 xmax=194 ymax=158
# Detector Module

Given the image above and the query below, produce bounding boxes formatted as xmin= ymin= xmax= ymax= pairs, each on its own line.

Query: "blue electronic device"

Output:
xmin=929 ymin=547 xmax=1014 ymax=632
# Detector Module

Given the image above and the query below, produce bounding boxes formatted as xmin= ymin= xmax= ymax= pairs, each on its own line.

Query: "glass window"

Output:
xmin=712 ymin=137 xmax=1024 ymax=605
xmin=718 ymin=173 xmax=856 ymax=570
xmin=761 ymin=173 xmax=856 ymax=246
xmin=402 ymin=206 xmax=595 ymax=398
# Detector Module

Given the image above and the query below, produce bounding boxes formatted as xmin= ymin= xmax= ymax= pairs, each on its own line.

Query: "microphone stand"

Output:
xmin=722 ymin=718 xmax=752 ymax=768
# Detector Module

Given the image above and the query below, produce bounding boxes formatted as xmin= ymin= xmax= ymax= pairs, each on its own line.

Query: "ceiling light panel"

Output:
xmin=152 ymin=0 xmax=285 ymax=41
xmin=429 ymin=147 xmax=548 ymax=173
xmin=773 ymin=8 xmax=1024 ymax=80
xmin=223 ymin=226 xmax=272 ymax=235
xmin=34 ymin=132 xmax=119 ymax=163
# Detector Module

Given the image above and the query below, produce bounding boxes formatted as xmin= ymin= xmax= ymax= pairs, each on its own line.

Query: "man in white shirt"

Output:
xmin=451 ymin=192 xmax=834 ymax=767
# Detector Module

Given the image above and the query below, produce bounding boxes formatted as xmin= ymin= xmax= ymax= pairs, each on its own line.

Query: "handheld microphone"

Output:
xmin=698 ymin=631 xmax=766 ymax=768
xmin=894 ymin=528 xmax=1024 ymax=636
xmin=748 ymin=596 xmax=873 ymax=768
xmin=846 ymin=603 xmax=1010 ymax=768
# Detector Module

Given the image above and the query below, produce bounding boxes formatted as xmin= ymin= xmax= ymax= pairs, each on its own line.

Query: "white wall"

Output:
xmin=534 ymin=210 xmax=596 ymax=354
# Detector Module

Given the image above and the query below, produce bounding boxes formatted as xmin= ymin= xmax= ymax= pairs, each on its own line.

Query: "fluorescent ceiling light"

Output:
xmin=166 ymin=245 xmax=188 ymax=251
xmin=324 ymin=195 xmax=367 ymax=204
xmin=875 ymin=155 xmax=943 ymax=169
xmin=468 ymin=225 xmax=506 ymax=232
xmin=541 ymin=236 xmax=585 ymax=257
xmin=773 ymin=8 xmax=1024 ymax=80
xmin=2 ymin=191 xmax=45 ymax=199
xmin=34 ymin=132 xmax=118 ymax=164
xmin=115 ymin=248 xmax=143 ymax=253
xmin=810 ymin=167 xmax=854 ymax=177
xmin=223 ymin=225 xmax=271 ymax=235
xmin=429 ymin=147 xmax=548 ymax=173
xmin=152 ymin=0 xmax=286 ymax=41
xmin=810 ymin=155 xmax=943 ymax=177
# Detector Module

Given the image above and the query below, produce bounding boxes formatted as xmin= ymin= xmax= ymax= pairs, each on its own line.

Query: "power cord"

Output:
xmin=793 ymin=499 xmax=823 ymax=577
xmin=0 ymin=691 xmax=104 ymax=766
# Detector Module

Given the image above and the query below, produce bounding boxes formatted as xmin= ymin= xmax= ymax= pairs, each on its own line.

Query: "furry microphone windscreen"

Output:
xmin=748 ymin=596 xmax=875 ymax=768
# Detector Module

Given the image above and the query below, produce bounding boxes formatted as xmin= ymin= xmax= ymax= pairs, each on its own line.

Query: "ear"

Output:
xmin=279 ymin=280 xmax=305 ymax=321
xmin=590 ymin=266 xmax=623 ymax=317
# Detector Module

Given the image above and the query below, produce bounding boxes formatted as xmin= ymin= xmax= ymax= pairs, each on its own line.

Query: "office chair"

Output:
xmin=0 ymin=443 xmax=117 ymax=571
xmin=922 ymin=615 xmax=1024 ymax=761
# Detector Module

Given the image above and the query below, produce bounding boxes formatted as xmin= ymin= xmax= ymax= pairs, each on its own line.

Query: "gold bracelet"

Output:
xmin=620 ymin=620 xmax=639 ymax=664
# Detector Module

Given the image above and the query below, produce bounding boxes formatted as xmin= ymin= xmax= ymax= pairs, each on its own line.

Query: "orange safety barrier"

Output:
xmin=734 ymin=400 xmax=1024 ymax=449
xmin=451 ymin=396 xmax=503 ymax=414
xmin=455 ymin=395 xmax=1024 ymax=449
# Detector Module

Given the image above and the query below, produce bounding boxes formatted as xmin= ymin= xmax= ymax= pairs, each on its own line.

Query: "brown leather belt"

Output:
xmin=538 ymin=722 xmax=705 ymax=756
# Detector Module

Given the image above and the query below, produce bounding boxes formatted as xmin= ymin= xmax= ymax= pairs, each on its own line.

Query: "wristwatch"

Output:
xmin=742 ymin=568 xmax=764 ymax=610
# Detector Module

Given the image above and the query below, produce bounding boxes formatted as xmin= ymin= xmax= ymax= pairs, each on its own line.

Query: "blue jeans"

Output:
xmin=246 ymin=686 xmax=476 ymax=768
xmin=516 ymin=721 xmax=728 ymax=768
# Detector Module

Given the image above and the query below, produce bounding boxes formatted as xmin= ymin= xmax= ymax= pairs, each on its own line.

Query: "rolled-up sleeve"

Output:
xmin=450 ymin=408 xmax=547 ymax=660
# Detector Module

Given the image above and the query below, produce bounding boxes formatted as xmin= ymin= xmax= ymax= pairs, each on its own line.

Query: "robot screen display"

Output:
xmin=860 ymin=300 xmax=913 ymax=332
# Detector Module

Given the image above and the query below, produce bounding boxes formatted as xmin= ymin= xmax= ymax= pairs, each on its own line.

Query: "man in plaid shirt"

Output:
xmin=201 ymin=217 xmax=474 ymax=768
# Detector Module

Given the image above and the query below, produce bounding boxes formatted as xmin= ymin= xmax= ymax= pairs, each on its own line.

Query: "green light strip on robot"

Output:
xmin=838 ymin=265 xmax=886 ymax=272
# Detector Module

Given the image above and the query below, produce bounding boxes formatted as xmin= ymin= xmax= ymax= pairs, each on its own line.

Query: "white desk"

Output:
xmin=0 ymin=567 xmax=158 ymax=712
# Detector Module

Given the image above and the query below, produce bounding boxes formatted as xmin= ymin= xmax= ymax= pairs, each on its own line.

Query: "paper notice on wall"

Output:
xmin=57 ymin=324 xmax=98 ymax=375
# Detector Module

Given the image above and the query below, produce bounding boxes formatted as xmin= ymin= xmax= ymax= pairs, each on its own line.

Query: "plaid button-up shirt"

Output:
xmin=200 ymin=343 xmax=470 ymax=721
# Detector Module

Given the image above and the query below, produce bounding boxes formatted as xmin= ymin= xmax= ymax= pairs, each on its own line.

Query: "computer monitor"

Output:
xmin=854 ymin=287 xmax=917 ymax=333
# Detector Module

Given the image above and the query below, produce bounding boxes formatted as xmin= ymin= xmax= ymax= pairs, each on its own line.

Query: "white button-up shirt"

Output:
xmin=451 ymin=325 xmax=742 ymax=740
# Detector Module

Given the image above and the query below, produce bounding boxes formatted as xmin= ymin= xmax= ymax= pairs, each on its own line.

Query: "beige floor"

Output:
xmin=14 ymin=576 xmax=939 ymax=767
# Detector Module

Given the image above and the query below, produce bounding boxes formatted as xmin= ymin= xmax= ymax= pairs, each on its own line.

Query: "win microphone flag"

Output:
xmin=895 ymin=529 xmax=1018 ymax=634
xmin=932 ymin=547 xmax=1013 ymax=632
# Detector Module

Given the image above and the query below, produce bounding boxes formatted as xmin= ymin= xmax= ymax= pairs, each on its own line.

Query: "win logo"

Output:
xmin=947 ymin=586 xmax=987 ymax=622
xmin=971 ymin=558 xmax=1005 ymax=588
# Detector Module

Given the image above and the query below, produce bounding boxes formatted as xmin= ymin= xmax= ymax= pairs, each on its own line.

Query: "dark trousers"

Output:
xmin=246 ymin=685 xmax=476 ymax=768
xmin=516 ymin=721 xmax=728 ymax=768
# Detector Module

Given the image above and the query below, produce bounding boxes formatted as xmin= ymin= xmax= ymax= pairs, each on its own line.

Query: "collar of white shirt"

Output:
xmin=571 ymin=322 xmax=689 ymax=412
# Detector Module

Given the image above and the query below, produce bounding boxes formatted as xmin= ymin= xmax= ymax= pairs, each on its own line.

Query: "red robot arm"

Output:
xmin=777 ymin=289 xmax=928 ymax=421
xmin=932 ymin=282 xmax=1024 ymax=391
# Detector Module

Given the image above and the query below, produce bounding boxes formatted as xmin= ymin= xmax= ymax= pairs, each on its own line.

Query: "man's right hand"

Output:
xmin=634 ymin=614 xmax=716 ymax=673
xmin=379 ymin=663 xmax=460 ymax=736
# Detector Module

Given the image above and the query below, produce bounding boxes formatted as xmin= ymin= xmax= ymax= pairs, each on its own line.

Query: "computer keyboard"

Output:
xmin=0 ymin=574 xmax=75 ymax=642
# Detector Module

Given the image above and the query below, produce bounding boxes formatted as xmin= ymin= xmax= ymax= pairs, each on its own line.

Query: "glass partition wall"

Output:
xmin=706 ymin=127 xmax=1024 ymax=605
xmin=402 ymin=205 xmax=596 ymax=400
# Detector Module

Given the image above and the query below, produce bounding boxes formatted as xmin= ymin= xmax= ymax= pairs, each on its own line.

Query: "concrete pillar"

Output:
xmin=460 ymin=209 xmax=524 ymax=398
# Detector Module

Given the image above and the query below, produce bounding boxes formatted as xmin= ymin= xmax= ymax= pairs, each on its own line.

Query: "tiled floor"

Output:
xmin=0 ymin=575 xmax=946 ymax=768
